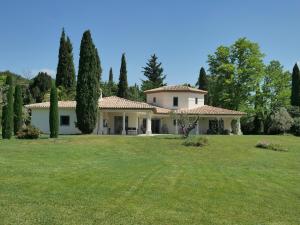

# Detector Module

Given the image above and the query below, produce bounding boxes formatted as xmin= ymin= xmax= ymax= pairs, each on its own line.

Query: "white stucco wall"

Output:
xmin=31 ymin=108 xmax=80 ymax=134
xmin=146 ymin=92 xmax=205 ymax=109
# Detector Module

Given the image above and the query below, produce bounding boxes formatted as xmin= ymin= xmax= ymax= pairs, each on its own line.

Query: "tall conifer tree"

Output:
xmin=13 ymin=85 xmax=23 ymax=134
xmin=291 ymin=63 xmax=300 ymax=106
xmin=56 ymin=29 xmax=76 ymax=90
xmin=2 ymin=75 xmax=14 ymax=139
xmin=76 ymin=30 xmax=100 ymax=134
xmin=141 ymin=54 xmax=166 ymax=91
xmin=108 ymin=67 xmax=114 ymax=85
xmin=49 ymin=83 xmax=59 ymax=138
xmin=117 ymin=54 xmax=128 ymax=98
xmin=197 ymin=67 xmax=209 ymax=104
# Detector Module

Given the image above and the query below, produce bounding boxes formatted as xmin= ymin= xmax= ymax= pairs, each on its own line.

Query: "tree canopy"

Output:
xmin=76 ymin=30 xmax=100 ymax=134
xmin=56 ymin=29 xmax=76 ymax=90
xmin=117 ymin=53 xmax=128 ymax=98
xmin=141 ymin=54 xmax=166 ymax=92
xmin=291 ymin=63 xmax=300 ymax=106
xmin=208 ymin=38 xmax=265 ymax=111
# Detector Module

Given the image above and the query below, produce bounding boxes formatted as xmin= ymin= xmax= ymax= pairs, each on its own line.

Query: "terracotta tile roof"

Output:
xmin=144 ymin=85 xmax=207 ymax=94
xmin=176 ymin=105 xmax=246 ymax=115
xmin=154 ymin=106 xmax=171 ymax=114
xmin=26 ymin=96 xmax=155 ymax=110
xmin=25 ymin=96 xmax=245 ymax=116
xmin=99 ymin=96 xmax=154 ymax=109
xmin=25 ymin=101 xmax=76 ymax=109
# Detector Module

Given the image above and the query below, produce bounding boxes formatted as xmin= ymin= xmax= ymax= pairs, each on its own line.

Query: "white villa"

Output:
xmin=26 ymin=85 xmax=245 ymax=135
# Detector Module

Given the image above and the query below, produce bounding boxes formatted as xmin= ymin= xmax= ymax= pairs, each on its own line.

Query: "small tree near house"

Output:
xmin=171 ymin=111 xmax=199 ymax=138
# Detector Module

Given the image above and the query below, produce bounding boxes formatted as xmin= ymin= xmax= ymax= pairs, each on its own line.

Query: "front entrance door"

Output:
xmin=114 ymin=116 xmax=128 ymax=134
xmin=151 ymin=119 xmax=160 ymax=134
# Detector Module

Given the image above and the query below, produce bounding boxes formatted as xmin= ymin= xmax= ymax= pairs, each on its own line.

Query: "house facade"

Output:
xmin=26 ymin=85 xmax=245 ymax=135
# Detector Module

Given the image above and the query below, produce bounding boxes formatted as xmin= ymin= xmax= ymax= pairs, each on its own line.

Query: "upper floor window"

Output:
xmin=153 ymin=97 xmax=156 ymax=103
xmin=173 ymin=97 xmax=178 ymax=107
xmin=60 ymin=115 xmax=70 ymax=126
xmin=195 ymin=97 xmax=198 ymax=104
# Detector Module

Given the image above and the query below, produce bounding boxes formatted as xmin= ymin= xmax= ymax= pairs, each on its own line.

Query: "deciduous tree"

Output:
xmin=2 ymin=75 xmax=14 ymax=139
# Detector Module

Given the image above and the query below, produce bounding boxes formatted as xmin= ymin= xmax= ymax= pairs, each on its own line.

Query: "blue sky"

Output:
xmin=0 ymin=0 xmax=299 ymax=85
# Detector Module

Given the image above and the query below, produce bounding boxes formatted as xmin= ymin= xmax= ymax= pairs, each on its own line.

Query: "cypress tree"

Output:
xmin=76 ymin=30 xmax=100 ymax=134
xmin=95 ymin=48 xmax=102 ymax=83
xmin=108 ymin=67 xmax=114 ymax=85
xmin=56 ymin=29 xmax=76 ymax=90
xmin=13 ymin=85 xmax=23 ymax=135
xmin=49 ymin=82 xmax=59 ymax=138
xmin=65 ymin=37 xmax=76 ymax=89
xmin=2 ymin=75 xmax=14 ymax=139
xmin=117 ymin=53 xmax=128 ymax=98
xmin=291 ymin=63 xmax=300 ymax=106
xmin=197 ymin=67 xmax=209 ymax=105
xmin=141 ymin=54 xmax=166 ymax=91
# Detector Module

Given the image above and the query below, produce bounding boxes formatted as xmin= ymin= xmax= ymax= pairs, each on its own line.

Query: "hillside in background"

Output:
xmin=0 ymin=71 xmax=30 ymax=86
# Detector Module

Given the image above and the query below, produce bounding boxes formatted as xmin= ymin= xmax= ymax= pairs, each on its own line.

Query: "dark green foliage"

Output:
xmin=29 ymin=72 xmax=52 ymax=103
xmin=2 ymin=75 xmax=14 ymax=139
xmin=16 ymin=125 xmax=40 ymax=139
xmin=141 ymin=54 xmax=166 ymax=92
xmin=108 ymin=67 xmax=113 ymax=85
xmin=49 ymin=83 xmax=59 ymax=138
xmin=76 ymin=30 xmax=100 ymax=134
xmin=128 ymin=84 xmax=143 ymax=101
xmin=101 ymin=68 xmax=117 ymax=97
xmin=291 ymin=63 xmax=300 ymax=106
xmin=13 ymin=85 xmax=23 ymax=134
xmin=197 ymin=67 xmax=209 ymax=104
xmin=291 ymin=117 xmax=300 ymax=136
xmin=288 ymin=106 xmax=300 ymax=118
xmin=56 ymin=29 xmax=76 ymax=90
xmin=95 ymin=48 xmax=102 ymax=82
xmin=117 ymin=53 xmax=128 ymax=98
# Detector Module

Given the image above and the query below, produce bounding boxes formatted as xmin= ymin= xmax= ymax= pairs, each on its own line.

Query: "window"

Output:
xmin=195 ymin=97 xmax=198 ymax=104
xmin=173 ymin=119 xmax=177 ymax=126
xmin=60 ymin=116 xmax=70 ymax=126
xmin=153 ymin=97 xmax=156 ymax=103
xmin=173 ymin=97 xmax=178 ymax=107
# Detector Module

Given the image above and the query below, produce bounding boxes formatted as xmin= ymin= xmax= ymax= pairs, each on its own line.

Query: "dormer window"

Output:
xmin=195 ymin=98 xmax=198 ymax=104
xmin=173 ymin=97 xmax=178 ymax=107
xmin=153 ymin=97 xmax=156 ymax=103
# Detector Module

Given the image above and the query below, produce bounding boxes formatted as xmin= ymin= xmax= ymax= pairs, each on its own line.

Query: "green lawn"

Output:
xmin=0 ymin=135 xmax=299 ymax=225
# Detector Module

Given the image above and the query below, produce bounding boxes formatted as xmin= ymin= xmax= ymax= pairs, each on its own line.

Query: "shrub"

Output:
xmin=207 ymin=128 xmax=217 ymax=135
xmin=16 ymin=125 xmax=40 ymax=139
xmin=267 ymin=107 xmax=293 ymax=134
xmin=183 ymin=136 xmax=208 ymax=147
xmin=241 ymin=116 xmax=255 ymax=134
xmin=291 ymin=117 xmax=300 ymax=136
xmin=256 ymin=141 xmax=287 ymax=152
xmin=222 ymin=129 xmax=231 ymax=135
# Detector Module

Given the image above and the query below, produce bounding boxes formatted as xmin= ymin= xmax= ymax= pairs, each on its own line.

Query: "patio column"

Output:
xmin=175 ymin=119 xmax=178 ymax=134
xmin=122 ymin=112 xmax=126 ymax=135
xmin=98 ymin=112 xmax=103 ymax=135
xmin=196 ymin=119 xmax=199 ymax=135
xmin=135 ymin=113 xmax=139 ymax=134
xmin=237 ymin=117 xmax=242 ymax=135
xmin=146 ymin=112 xmax=152 ymax=135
